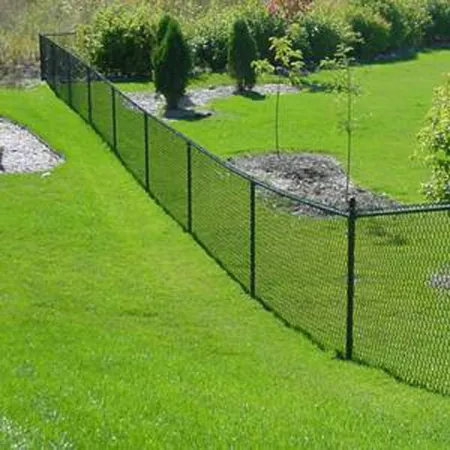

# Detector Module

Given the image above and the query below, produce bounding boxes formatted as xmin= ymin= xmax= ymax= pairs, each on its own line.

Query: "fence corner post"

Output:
xmin=144 ymin=113 xmax=150 ymax=193
xmin=67 ymin=52 xmax=73 ymax=107
xmin=87 ymin=67 xmax=93 ymax=124
xmin=186 ymin=142 xmax=193 ymax=233
xmin=39 ymin=34 xmax=45 ymax=81
xmin=111 ymin=87 xmax=117 ymax=154
xmin=249 ymin=180 xmax=256 ymax=297
xmin=346 ymin=197 xmax=357 ymax=360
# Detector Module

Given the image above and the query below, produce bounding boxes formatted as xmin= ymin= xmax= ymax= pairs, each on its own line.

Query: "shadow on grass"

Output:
xmin=163 ymin=108 xmax=213 ymax=122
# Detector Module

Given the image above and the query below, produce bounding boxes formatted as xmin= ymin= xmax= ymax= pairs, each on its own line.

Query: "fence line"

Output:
xmin=40 ymin=33 xmax=450 ymax=396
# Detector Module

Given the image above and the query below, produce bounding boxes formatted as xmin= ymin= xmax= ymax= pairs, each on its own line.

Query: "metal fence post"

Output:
xmin=186 ymin=142 xmax=193 ymax=233
xmin=39 ymin=34 xmax=45 ymax=81
xmin=87 ymin=67 xmax=93 ymax=124
xmin=346 ymin=197 xmax=357 ymax=360
xmin=111 ymin=87 xmax=117 ymax=153
xmin=51 ymin=43 xmax=57 ymax=90
xmin=144 ymin=113 xmax=150 ymax=193
xmin=67 ymin=52 xmax=73 ymax=107
xmin=249 ymin=181 xmax=256 ymax=297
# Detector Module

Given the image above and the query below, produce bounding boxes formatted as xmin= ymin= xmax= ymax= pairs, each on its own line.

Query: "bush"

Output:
xmin=189 ymin=11 xmax=233 ymax=71
xmin=228 ymin=19 xmax=258 ymax=91
xmin=426 ymin=0 xmax=450 ymax=43
xmin=76 ymin=5 xmax=155 ymax=78
xmin=416 ymin=74 xmax=450 ymax=202
xmin=356 ymin=0 xmax=431 ymax=51
xmin=294 ymin=7 xmax=354 ymax=66
xmin=189 ymin=2 xmax=285 ymax=72
xmin=154 ymin=16 xmax=192 ymax=109
xmin=243 ymin=7 xmax=286 ymax=62
xmin=346 ymin=4 xmax=391 ymax=60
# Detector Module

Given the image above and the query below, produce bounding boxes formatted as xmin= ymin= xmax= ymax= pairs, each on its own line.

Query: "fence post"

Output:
xmin=346 ymin=197 xmax=357 ymax=360
xmin=111 ymin=87 xmax=117 ymax=154
xmin=186 ymin=142 xmax=193 ymax=233
xmin=249 ymin=181 xmax=256 ymax=297
xmin=67 ymin=52 xmax=73 ymax=107
xmin=87 ymin=67 xmax=93 ymax=124
xmin=144 ymin=113 xmax=150 ymax=193
xmin=39 ymin=34 xmax=45 ymax=81
xmin=51 ymin=43 xmax=57 ymax=90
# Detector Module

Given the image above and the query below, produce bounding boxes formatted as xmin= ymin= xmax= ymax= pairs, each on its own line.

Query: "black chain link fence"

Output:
xmin=40 ymin=34 xmax=450 ymax=396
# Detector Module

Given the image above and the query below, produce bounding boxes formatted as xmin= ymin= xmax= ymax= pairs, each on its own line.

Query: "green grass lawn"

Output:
xmin=129 ymin=49 xmax=450 ymax=204
xmin=2 ymin=85 xmax=450 ymax=448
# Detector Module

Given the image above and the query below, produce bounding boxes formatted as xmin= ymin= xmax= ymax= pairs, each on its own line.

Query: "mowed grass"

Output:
xmin=1 ymin=85 xmax=450 ymax=448
xmin=152 ymin=49 xmax=450 ymax=204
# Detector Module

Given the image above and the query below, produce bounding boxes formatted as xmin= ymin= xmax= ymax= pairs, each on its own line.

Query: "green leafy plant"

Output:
xmin=228 ymin=19 xmax=258 ymax=92
xmin=425 ymin=0 xmax=450 ymax=44
xmin=346 ymin=4 xmax=391 ymax=60
xmin=253 ymin=30 xmax=304 ymax=154
xmin=321 ymin=44 xmax=361 ymax=204
xmin=416 ymin=74 xmax=450 ymax=202
xmin=76 ymin=4 xmax=155 ymax=78
xmin=154 ymin=16 xmax=192 ymax=109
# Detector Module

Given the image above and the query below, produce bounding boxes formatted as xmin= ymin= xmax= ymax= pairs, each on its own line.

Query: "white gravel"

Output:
xmin=128 ymin=83 xmax=299 ymax=118
xmin=0 ymin=118 xmax=64 ymax=174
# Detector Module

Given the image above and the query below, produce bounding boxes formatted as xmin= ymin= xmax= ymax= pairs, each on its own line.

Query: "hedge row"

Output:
xmin=76 ymin=0 xmax=450 ymax=78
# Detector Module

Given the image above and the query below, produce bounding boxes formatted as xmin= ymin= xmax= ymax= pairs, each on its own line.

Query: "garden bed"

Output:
xmin=229 ymin=152 xmax=400 ymax=216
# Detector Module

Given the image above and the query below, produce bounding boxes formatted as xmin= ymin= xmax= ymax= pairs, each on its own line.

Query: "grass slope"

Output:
xmin=1 ymin=86 xmax=450 ymax=448
xmin=163 ymin=49 xmax=450 ymax=203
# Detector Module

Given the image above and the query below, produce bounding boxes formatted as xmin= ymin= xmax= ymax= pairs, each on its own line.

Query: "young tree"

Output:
xmin=228 ymin=19 xmax=258 ymax=92
xmin=416 ymin=74 xmax=450 ymax=202
xmin=154 ymin=17 xmax=191 ymax=110
xmin=252 ymin=31 xmax=304 ymax=155
xmin=320 ymin=44 xmax=361 ymax=204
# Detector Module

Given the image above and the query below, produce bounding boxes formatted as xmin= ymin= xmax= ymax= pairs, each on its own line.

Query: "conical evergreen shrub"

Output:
xmin=228 ymin=19 xmax=258 ymax=91
xmin=154 ymin=17 xmax=191 ymax=109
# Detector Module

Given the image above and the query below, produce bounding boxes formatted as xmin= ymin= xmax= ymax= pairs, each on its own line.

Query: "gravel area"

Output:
xmin=0 ymin=63 xmax=41 ymax=88
xmin=229 ymin=152 xmax=400 ymax=216
xmin=0 ymin=118 xmax=64 ymax=174
xmin=128 ymin=83 xmax=299 ymax=118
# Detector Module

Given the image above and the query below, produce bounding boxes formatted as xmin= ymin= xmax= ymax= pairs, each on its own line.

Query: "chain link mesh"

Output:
xmin=90 ymin=74 xmax=114 ymax=148
xmin=115 ymin=91 xmax=146 ymax=186
xmin=147 ymin=117 xmax=188 ymax=228
xmin=70 ymin=58 xmax=89 ymax=122
xmin=255 ymin=187 xmax=348 ymax=352
xmin=191 ymin=147 xmax=250 ymax=287
xmin=355 ymin=210 xmax=450 ymax=394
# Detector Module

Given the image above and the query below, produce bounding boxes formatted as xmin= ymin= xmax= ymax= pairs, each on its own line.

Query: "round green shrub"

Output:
xmin=347 ymin=5 xmax=391 ymax=60
xmin=154 ymin=16 xmax=192 ymax=109
xmin=296 ymin=8 xmax=354 ymax=66
xmin=426 ymin=0 xmax=450 ymax=43
xmin=76 ymin=5 xmax=155 ymax=79
xmin=243 ymin=7 xmax=286 ymax=62
xmin=228 ymin=18 xmax=258 ymax=91
xmin=356 ymin=0 xmax=430 ymax=51
xmin=189 ymin=13 xmax=232 ymax=72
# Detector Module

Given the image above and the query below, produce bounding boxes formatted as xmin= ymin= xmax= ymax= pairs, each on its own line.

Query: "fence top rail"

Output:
xmin=356 ymin=202 xmax=450 ymax=218
xmin=42 ymin=33 xmax=450 ymax=219
xmin=41 ymin=32 xmax=76 ymax=37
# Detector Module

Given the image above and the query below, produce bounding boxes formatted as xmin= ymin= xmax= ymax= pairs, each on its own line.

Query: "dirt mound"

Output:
xmin=229 ymin=152 xmax=400 ymax=216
